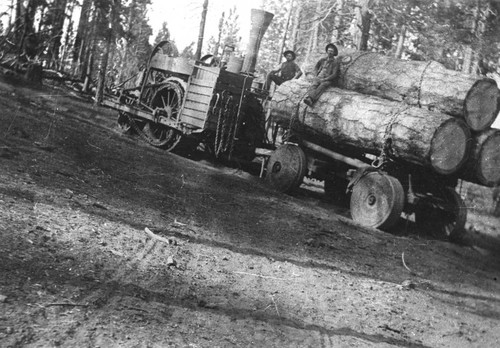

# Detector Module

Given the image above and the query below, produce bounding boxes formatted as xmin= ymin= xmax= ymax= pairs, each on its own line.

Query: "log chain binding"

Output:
xmin=372 ymin=105 xmax=411 ymax=169
xmin=214 ymin=91 xmax=238 ymax=158
xmin=417 ymin=60 xmax=433 ymax=108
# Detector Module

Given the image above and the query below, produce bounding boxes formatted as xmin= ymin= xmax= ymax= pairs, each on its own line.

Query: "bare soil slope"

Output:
xmin=1 ymin=77 xmax=500 ymax=347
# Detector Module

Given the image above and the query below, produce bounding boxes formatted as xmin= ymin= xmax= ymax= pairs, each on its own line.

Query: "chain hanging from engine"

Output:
xmin=214 ymin=90 xmax=239 ymax=158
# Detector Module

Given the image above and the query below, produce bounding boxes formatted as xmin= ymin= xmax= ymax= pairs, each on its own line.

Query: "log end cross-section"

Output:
xmin=462 ymin=129 xmax=500 ymax=187
xmin=464 ymin=79 xmax=500 ymax=131
xmin=429 ymin=118 xmax=471 ymax=175
xmin=477 ymin=130 xmax=500 ymax=186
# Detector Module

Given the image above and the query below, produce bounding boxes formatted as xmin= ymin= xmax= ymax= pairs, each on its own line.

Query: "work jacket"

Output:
xmin=314 ymin=57 xmax=340 ymax=84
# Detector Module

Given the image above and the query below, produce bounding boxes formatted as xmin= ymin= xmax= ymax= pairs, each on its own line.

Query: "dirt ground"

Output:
xmin=1 ymin=75 xmax=500 ymax=348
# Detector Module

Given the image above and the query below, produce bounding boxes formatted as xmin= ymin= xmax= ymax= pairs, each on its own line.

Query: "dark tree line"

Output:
xmin=0 ymin=0 xmax=157 ymax=100
xmin=1 ymin=0 xmax=500 ymax=102
xmin=258 ymin=0 xmax=500 ymax=77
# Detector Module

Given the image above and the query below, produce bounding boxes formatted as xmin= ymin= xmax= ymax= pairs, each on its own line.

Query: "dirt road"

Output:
xmin=1 ymin=77 xmax=499 ymax=347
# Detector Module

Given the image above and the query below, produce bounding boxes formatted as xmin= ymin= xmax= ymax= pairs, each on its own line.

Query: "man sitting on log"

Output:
xmin=264 ymin=50 xmax=303 ymax=92
xmin=303 ymin=43 xmax=341 ymax=107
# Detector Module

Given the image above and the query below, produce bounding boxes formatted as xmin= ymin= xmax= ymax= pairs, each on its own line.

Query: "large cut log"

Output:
xmin=336 ymin=52 xmax=500 ymax=131
xmin=459 ymin=128 xmax=500 ymax=187
xmin=271 ymin=79 xmax=471 ymax=175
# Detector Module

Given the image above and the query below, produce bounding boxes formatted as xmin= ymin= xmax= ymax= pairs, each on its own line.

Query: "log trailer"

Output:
xmin=267 ymin=65 xmax=500 ymax=240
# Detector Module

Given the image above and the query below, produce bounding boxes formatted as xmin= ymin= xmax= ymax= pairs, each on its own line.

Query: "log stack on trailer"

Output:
xmin=267 ymin=51 xmax=500 ymax=239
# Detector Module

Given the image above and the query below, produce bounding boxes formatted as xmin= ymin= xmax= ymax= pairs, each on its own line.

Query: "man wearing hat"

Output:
xmin=303 ymin=43 xmax=341 ymax=107
xmin=264 ymin=50 xmax=303 ymax=92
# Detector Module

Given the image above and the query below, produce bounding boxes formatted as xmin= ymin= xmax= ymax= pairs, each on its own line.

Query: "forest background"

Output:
xmin=1 ymin=0 xmax=500 ymax=127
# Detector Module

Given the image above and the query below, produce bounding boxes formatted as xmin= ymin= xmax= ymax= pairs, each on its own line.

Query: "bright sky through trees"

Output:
xmin=148 ymin=0 xmax=263 ymax=49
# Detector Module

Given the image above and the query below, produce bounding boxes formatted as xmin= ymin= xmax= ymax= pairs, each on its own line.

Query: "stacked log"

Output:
xmin=337 ymin=52 xmax=500 ymax=132
xmin=459 ymin=129 xmax=500 ymax=187
xmin=271 ymin=79 xmax=471 ymax=176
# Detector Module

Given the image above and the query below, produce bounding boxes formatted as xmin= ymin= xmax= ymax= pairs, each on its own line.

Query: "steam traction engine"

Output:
xmin=103 ymin=39 xmax=269 ymax=161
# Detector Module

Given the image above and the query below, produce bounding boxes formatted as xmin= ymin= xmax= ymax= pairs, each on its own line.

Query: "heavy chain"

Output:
xmin=214 ymin=91 xmax=238 ymax=158
xmin=417 ymin=61 xmax=433 ymax=108
xmin=371 ymin=105 xmax=410 ymax=169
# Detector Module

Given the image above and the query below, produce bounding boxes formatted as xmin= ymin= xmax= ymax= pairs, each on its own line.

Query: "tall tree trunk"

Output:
xmin=60 ymin=0 xmax=77 ymax=73
xmin=311 ymin=0 xmax=322 ymax=52
xmin=359 ymin=0 xmax=372 ymax=51
xmin=394 ymin=25 xmax=406 ymax=58
xmin=394 ymin=2 xmax=412 ymax=59
xmin=195 ymin=0 xmax=209 ymax=61
xmin=13 ymin=0 xmax=23 ymax=44
xmin=8 ymin=0 xmax=15 ymax=29
xmin=213 ymin=11 xmax=225 ymax=57
xmin=73 ymin=0 xmax=92 ymax=76
xmin=82 ymin=49 xmax=94 ymax=92
xmin=95 ymin=1 xmax=116 ymax=105
xmin=82 ymin=6 xmax=97 ymax=90
xmin=352 ymin=0 xmax=373 ymax=51
xmin=117 ymin=2 xmax=136 ymax=84
xmin=18 ymin=0 xmax=37 ymax=59
xmin=462 ymin=47 xmax=473 ymax=74
xmin=462 ymin=0 xmax=481 ymax=74
xmin=47 ymin=0 xmax=68 ymax=69
xmin=278 ymin=0 xmax=294 ymax=64
xmin=305 ymin=29 xmax=314 ymax=63
xmin=331 ymin=0 xmax=344 ymax=43
xmin=290 ymin=2 xmax=302 ymax=51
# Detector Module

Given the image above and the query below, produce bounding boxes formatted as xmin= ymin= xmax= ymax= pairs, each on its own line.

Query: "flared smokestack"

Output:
xmin=242 ymin=9 xmax=274 ymax=74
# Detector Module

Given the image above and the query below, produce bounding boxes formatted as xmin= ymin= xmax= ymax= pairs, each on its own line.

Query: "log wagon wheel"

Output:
xmin=142 ymin=81 xmax=185 ymax=151
xmin=414 ymin=187 xmax=467 ymax=241
xmin=266 ymin=144 xmax=307 ymax=193
xmin=350 ymin=172 xmax=405 ymax=230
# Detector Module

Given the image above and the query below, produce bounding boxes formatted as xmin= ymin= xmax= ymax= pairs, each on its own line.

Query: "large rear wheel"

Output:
xmin=142 ymin=82 xmax=184 ymax=151
xmin=350 ymin=172 xmax=405 ymax=230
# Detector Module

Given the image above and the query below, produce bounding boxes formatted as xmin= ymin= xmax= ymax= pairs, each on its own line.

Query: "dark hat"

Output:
xmin=283 ymin=50 xmax=296 ymax=60
xmin=325 ymin=43 xmax=338 ymax=56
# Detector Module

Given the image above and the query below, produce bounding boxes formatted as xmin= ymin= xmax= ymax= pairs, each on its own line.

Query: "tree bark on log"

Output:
xmin=271 ymin=79 xmax=471 ymax=175
xmin=337 ymin=52 xmax=500 ymax=131
xmin=459 ymin=128 xmax=500 ymax=187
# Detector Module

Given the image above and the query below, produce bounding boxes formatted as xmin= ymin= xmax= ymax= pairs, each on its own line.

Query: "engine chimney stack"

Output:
xmin=242 ymin=9 xmax=274 ymax=74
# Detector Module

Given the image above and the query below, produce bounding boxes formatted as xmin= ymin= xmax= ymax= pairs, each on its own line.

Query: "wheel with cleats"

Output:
xmin=142 ymin=82 xmax=184 ymax=151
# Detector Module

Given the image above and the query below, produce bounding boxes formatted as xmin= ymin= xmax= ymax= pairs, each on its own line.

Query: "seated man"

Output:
xmin=303 ymin=43 xmax=340 ymax=107
xmin=264 ymin=50 xmax=302 ymax=92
